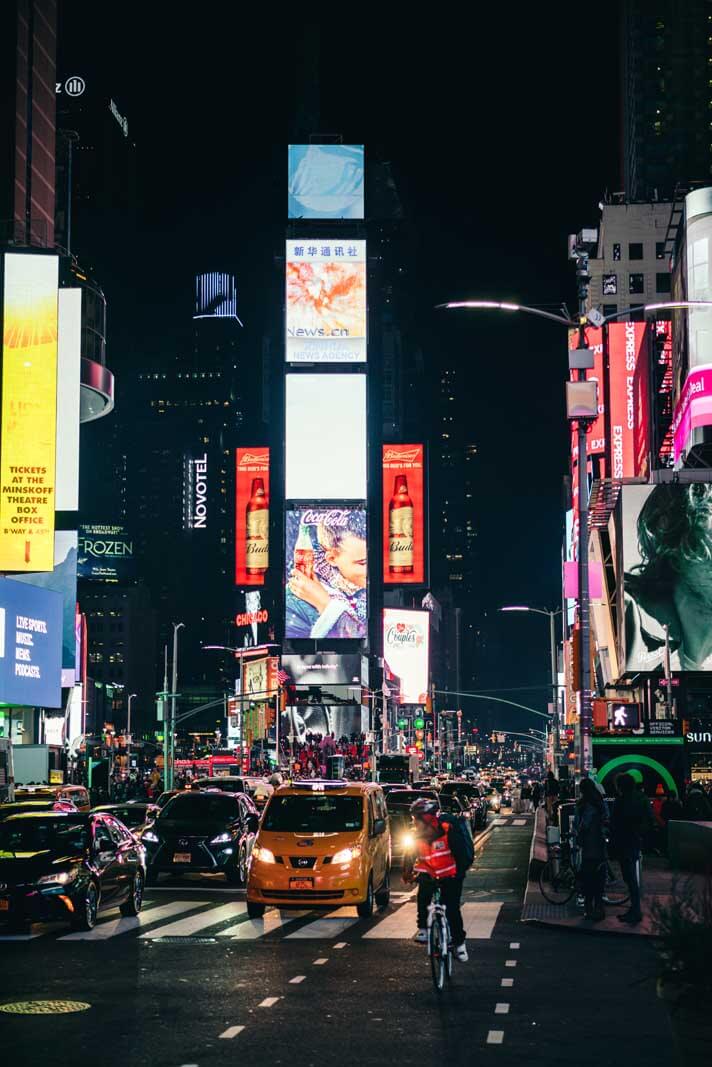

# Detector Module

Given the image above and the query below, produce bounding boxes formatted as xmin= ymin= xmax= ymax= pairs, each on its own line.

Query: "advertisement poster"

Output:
xmin=0 ymin=580 xmax=63 ymax=707
xmin=281 ymin=653 xmax=362 ymax=688
xmin=288 ymin=145 xmax=365 ymax=220
xmin=383 ymin=608 xmax=430 ymax=705
xmin=281 ymin=704 xmax=367 ymax=744
xmin=382 ymin=444 xmax=425 ymax=584
xmin=672 ymin=363 xmax=712 ymax=466
xmin=55 ymin=288 xmax=81 ymax=512
xmin=285 ymin=507 xmax=367 ymax=640
xmin=242 ymin=656 xmax=278 ymax=700
xmin=235 ymin=448 xmax=269 ymax=586
xmin=285 ymin=374 xmax=367 ymax=500
xmin=286 ymin=240 xmax=366 ymax=363
xmin=78 ymin=525 xmax=134 ymax=581
xmin=607 ymin=322 xmax=649 ymax=479
xmin=0 ymin=254 xmax=59 ymax=572
xmin=568 ymin=327 xmax=606 ymax=457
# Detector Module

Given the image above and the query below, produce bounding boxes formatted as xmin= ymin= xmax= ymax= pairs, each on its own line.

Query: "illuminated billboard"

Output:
xmin=622 ymin=483 xmax=712 ymax=672
xmin=672 ymin=364 xmax=712 ymax=466
xmin=0 ymin=253 xmax=59 ymax=571
xmin=288 ymin=144 xmax=364 ymax=220
xmin=382 ymin=444 xmax=425 ymax=584
xmin=685 ymin=187 xmax=712 ymax=370
xmin=235 ymin=448 xmax=269 ymax=585
xmin=78 ymin=525 xmax=134 ymax=581
xmin=383 ymin=608 xmax=430 ymax=704
xmin=55 ymin=289 xmax=82 ymax=512
xmin=607 ymin=322 xmax=650 ymax=479
xmin=285 ymin=375 xmax=367 ymax=500
xmin=281 ymin=705 xmax=368 ymax=745
xmin=282 ymin=653 xmax=362 ymax=688
xmin=285 ymin=507 xmax=367 ymax=639
xmin=286 ymin=240 xmax=366 ymax=363
xmin=0 ymin=580 xmax=63 ymax=708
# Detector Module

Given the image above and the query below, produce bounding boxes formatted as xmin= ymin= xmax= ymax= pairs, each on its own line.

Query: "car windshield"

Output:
xmin=441 ymin=783 xmax=477 ymax=797
xmin=111 ymin=807 xmax=146 ymax=827
xmin=160 ymin=794 xmax=239 ymax=821
xmin=195 ymin=779 xmax=243 ymax=792
xmin=263 ymin=794 xmax=363 ymax=833
xmin=386 ymin=791 xmax=437 ymax=809
xmin=0 ymin=817 xmax=88 ymax=855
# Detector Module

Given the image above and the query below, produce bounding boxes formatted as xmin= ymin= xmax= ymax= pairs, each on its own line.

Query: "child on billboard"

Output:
xmin=286 ymin=510 xmax=367 ymax=639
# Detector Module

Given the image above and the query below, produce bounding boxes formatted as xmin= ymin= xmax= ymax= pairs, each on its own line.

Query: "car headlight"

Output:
xmin=142 ymin=830 xmax=159 ymax=843
xmin=252 ymin=845 xmax=275 ymax=864
xmin=400 ymin=832 xmax=415 ymax=851
xmin=210 ymin=832 xmax=232 ymax=845
xmin=332 ymin=846 xmax=361 ymax=864
xmin=38 ymin=867 xmax=80 ymax=886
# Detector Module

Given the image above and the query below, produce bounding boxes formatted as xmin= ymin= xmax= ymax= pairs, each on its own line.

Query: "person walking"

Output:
xmin=573 ymin=778 xmax=609 ymax=922
xmin=544 ymin=771 xmax=560 ymax=821
xmin=610 ymin=773 xmax=653 ymax=925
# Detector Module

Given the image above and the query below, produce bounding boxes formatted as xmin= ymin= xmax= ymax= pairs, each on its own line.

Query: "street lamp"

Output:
xmin=166 ymin=622 xmax=184 ymax=791
xmin=500 ymin=606 xmax=561 ymax=770
xmin=126 ymin=692 xmax=137 ymax=776
xmin=202 ymin=644 xmax=280 ymax=773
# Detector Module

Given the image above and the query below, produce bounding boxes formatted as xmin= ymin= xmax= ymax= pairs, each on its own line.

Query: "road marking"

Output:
xmin=501 ymin=978 xmax=514 ymax=988
xmin=221 ymin=908 xmax=309 ymax=939
xmin=219 ymin=1025 xmax=245 ymax=1039
xmin=487 ymin=1031 xmax=504 ymax=1045
xmin=313 ymin=958 xmax=328 ymax=965
xmin=334 ymin=942 xmax=347 ymax=949
xmin=512 ymin=819 xmax=527 ymax=826
xmin=363 ymin=903 xmax=417 ymax=939
xmin=505 ymin=959 xmax=517 ymax=967
xmin=287 ymin=908 xmax=359 ymax=939
xmin=258 ymin=997 xmax=280 ymax=1008
xmin=60 ymin=900 xmax=205 ymax=941
xmin=289 ymin=976 xmax=306 ymax=984
xmin=495 ymin=1003 xmax=510 ymax=1014
xmin=509 ymin=941 xmax=520 ymax=949
xmin=0 ymin=928 xmax=53 ymax=941
xmin=462 ymin=902 xmax=502 ymax=939
xmin=140 ymin=902 xmax=241 ymax=938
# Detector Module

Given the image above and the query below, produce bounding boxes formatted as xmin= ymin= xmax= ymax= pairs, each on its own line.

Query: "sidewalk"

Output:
xmin=521 ymin=807 xmax=707 ymax=937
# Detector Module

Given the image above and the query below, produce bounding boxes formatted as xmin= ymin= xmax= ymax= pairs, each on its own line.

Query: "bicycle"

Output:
xmin=538 ymin=833 xmax=630 ymax=908
xmin=426 ymin=882 xmax=453 ymax=993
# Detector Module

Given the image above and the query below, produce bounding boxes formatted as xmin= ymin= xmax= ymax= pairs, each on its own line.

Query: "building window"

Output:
xmin=656 ymin=272 xmax=672 ymax=294
xmin=629 ymin=273 xmax=645 ymax=295
xmin=629 ymin=243 xmax=644 ymax=260
xmin=602 ymin=304 xmax=618 ymax=319
xmin=612 ymin=243 xmax=621 ymax=261
xmin=602 ymin=273 xmax=617 ymax=296
xmin=656 ymin=242 xmax=666 ymax=260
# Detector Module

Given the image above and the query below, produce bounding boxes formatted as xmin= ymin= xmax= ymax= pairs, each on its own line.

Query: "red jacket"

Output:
xmin=412 ymin=815 xmax=457 ymax=880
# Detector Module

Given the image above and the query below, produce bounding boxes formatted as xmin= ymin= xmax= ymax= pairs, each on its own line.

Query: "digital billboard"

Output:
xmin=285 ymin=374 xmax=367 ymax=500
xmin=285 ymin=507 xmax=367 ymax=639
xmin=0 ymin=253 xmax=59 ymax=572
xmin=281 ymin=653 xmax=362 ymax=688
xmin=382 ymin=444 xmax=425 ymax=584
xmin=622 ymin=483 xmax=712 ymax=672
xmin=55 ymin=289 xmax=81 ymax=512
xmin=672 ymin=364 xmax=712 ymax=466
xmin=78 ymin=525 xmax=134 ymax=581
xmin=607 ymin=322 xmax=650 ymax=480
xmin=288 ymin=144 xmax=365 ymax=220
xmin=286 ymin=240 xmax=366 ymax=363
xmin=685 ymin=187 xmax=712 ymax=370
xmin=0 ymin=580 xmax=63 ymax=708
xmin=235 ymin=448 xmax=269 ymax=585
xmin=383 ymin=608 xmax=430 ymax=705
xmin=281 ymin=704 xmax=368 ymax=745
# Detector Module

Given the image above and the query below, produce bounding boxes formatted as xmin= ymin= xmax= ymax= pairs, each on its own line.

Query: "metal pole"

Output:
xmin=575 ymin=253 xmax=593 ymax=774
xmin=127 ymin=693 xmax=136 ymax=780
xmin=168 ymin=623 xmax=184 ymax=791
xmin=239 ymin=653 xmax=245 ymax=774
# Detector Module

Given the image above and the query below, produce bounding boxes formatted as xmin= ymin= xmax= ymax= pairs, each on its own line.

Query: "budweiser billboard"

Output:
xmin=235 ymin=448 xmax=269 ymax=586
xmin=383 ymin=608 xmax=430 ymax=705
xmin=382 ymin=444 xmax=425 ymax=584
xmin=607 ymin=322 xmax=649 ymax=479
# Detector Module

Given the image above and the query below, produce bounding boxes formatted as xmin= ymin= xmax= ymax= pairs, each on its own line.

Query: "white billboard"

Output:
xmin=383 ymin=608 xmax=430 ymax=705
xmin=56 ymin=288 xmax=82 ymax=511
xmin=286 ymin=240 xmax=367 ymax=363
xmin=288 ymin=145 xmax=364 ymax=220
xmin=285 ymin=374 xmax=367 ymax=499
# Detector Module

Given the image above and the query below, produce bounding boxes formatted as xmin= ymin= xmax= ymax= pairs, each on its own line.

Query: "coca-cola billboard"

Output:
xmin=235 ymin=448 xmax=269 ymax=586
xmin=383 ymin=607 xmax=430 ymax=705
xmin=382 ymin=444 xmax=425 ymax=585
xmin=285 ymin=506 xmax=367 ymax=640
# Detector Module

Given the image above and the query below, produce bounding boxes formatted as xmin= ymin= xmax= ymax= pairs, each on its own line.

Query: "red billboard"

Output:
xmin=607 ymin=322 xmax=649 ymax=479
xmin=382 ymin=444 xmax=425 ymax=584
xmin=569 ymin=327 xmax=605 ymax=457
xmin=235 ymin=448 xmax=269 ymax=586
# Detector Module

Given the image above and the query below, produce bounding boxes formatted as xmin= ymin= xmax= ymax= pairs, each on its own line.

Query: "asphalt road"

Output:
xmin=0 ymin=813 xmax=674 ymax=1066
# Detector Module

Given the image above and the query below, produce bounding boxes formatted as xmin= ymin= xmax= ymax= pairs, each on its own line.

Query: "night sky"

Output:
xmin=63 ymin=3 xmax=620 ymax=731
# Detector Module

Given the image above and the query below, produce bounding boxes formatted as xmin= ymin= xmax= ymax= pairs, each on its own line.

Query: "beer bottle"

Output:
xmin=294 ymin=522 xmax=315 ymax=580
xmin=389 ymin=474 xmax=414 ymax=574
xmin=246 ymin=478 xmax=269 ymax=575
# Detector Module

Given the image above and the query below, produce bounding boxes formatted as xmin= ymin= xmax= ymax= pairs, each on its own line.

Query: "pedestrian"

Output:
xmin=683 ymin=782 xmax=712 ymax=821
xmin=610 ymin=772 xmax=653 ymax=925
xmin=660 ymin=790 xmax=683 ymax=853
xmin=573 ymin=778 xmax=608 ymax=921
xmin=544 ymin=771 xmax=559 ymax=821
xmin=531 ymin=781 xmax=542 ymax=809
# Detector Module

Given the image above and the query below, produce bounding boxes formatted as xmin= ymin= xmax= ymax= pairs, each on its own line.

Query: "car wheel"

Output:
xmin=375 ymin=867 xmax=391 ymax=908
xmin=120 ymin=871 xmax=145 ymax=917
xmin=72 ymin=881 xmax=99 ymax=930
xmin=357 ymin=875 xmax=374 ymax=918
xmin=247 ymin=900 xmax=265 ymax=918
xmin=238 ymin=843 xmax=248 ymax=885
xmin=225 ymin=863 xmax=242 ymax=886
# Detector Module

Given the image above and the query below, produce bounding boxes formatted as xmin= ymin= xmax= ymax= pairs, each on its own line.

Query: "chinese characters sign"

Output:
xmin=286 ymin=240 xmax=366 ymax=363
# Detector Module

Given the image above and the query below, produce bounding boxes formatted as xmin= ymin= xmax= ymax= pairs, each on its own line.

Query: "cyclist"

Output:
xmin=403 ymin=797 xmax=468 ymax=962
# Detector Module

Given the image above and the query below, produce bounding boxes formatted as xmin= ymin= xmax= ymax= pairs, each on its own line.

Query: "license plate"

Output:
xmin=0 ymin=899 xmax=8 ymax=911
xmin=289 ymin=878 xmax=314 ymax=890
xmin=173 ymin=852 xmax=192 ymax=864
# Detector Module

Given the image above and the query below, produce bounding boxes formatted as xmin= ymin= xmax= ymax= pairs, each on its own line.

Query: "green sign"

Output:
xmin=592 ymin=737 xmax=683 ymax=746
xmin=413 ymin=717 xmax=425 ymax=730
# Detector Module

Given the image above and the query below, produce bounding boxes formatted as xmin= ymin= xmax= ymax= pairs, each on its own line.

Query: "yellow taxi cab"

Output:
xmin=246 ymin=780 xmax=390 ymax=918
xmin=14 ymin=784 xmax=91 ymax=812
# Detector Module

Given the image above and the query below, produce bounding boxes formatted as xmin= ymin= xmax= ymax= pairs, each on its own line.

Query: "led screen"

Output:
xmin=281 ymin=705 xmax=368 ymax=745
xmin=288 ymin=145 xmax=364 ymax=220
xmin=285 ymin=506 xmax=367 ymax=640
xmin=235 ymin=448 xmax=269 ymax=586
xmin=0 ymin=580 xmax=62 ymax=707
xmin=285 ymin=375 xmax=367 ymax=499
xmin=383 ymin=608 xmax=430 ymax=705
xmin=382 ymin=444 xmax=425 ymax=584
xmin=286 ymin=240 xmax=366 ymax=363
xmin=608 ymin=322 xmax=650 ymax=479
xmin=78 ymin=525 xmax=135 ymax=581
xmin=55 ymin=289 xmax=81 ymax=511
xmin=282 ymin=653 xmax=362 ymax=687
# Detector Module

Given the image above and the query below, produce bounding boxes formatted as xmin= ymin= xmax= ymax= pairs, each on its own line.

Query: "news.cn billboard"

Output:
xmin=382 ymin=444 xmax=425 ymax=584
xmin=286 ymin=240 xmax=366 ymax=363
xmin=0 ymin=253 xmax=59 ymax=572
xmin=0 ymin=580 xmax=63 ymax=707
xmin=235 ymin=448 xmax=269 ymax=586
xmin=288 ymin=145 xmax=365 ymax=220
xmin=285 ymin=375 xmax=367 ymax=500
xmin=383 ymin=607 xmax=430 ymax=705
xmin=285 ymin=506 xmax=367 ymax=640
xmin=78 ymin=525 xmax=135 ymax=581
xmin=607 ymin=321 xmax=650 ymax=480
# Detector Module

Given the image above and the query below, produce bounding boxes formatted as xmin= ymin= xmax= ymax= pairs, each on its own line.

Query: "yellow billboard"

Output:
xmin=0 ymin=254 xmax=59 ymax=571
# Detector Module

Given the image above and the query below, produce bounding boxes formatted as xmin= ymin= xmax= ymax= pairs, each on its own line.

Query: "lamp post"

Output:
xmin=499 ymin=604 xmax=561 ymax=734
xmin=202 ymin=644 xmax=280 ymax=773
xmin=126 ymin=692 xmax=137 ymax=777
xmin=166 ymin=623 xmax=185 ymax=791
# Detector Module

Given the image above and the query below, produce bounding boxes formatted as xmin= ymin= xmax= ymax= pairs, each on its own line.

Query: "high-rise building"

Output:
xmin=622 ymin=0 xmax=712 ymax=200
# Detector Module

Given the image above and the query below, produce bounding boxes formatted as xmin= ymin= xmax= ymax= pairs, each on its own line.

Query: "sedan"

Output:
xmin=92 ymin=802 xmax=152 ymax=832
xmin=437 ymin=792 xmax=476 ymax=834
xmin=0 ymin=811 xmax=146 ymax=932
xmin=385 ymin=789 xmax=439 ymax=866
xmin=439 ymin=781 xmax=489 ymax=830
xmin=0 ymin=799 xmax=77 ymax=820
xmin=140 ymin=790 xmax=260 ymax=885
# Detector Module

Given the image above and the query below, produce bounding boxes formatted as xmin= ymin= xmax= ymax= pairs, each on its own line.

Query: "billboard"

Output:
xmin=285 ymin=507 xmax=367 ymax=639
xmin=286 ymin=240 xmax=366 ymax=363
xmin=685 ymin=187 xmax=712 ymax=370
xmin=672 ymin=364 xmax=712 ymax=466
xmin=288 ymin=144 xmax=365 ymax=220
xmin=183 ymin=452 xmax=209 ymax=531
xmin=0 ymin=253 xmax=59 ymax=571
xmin=281 ymin=653 xmax=362 ymax=688
xmin=235 ymin=448 xmax=269 ymax=585
xmin=194 ymin=272 xmax=240 ymax=321
xmin=383 ymin=608 xmax=430 ymax=704
xmin=607 ymin=322 xmax=650 ymax=480
xmin=622 ymin=483 xmax=712 ymax=672
xmin=242 ymin=656 xmax=278 ymax=700
xmin=78 ymin=525 xmax=134 ymax=581
xmin=55 ymin=289 xmax=81 ymax=512
xmin=281 ymin=704 xmax=368 ymax=744
xmin=285 ymin=375 xmax=367 ymax=500
xmin=382 ymin=444 xmax=425 ymax=584
xmin=0 ymin=580 xmax=63 ymax=707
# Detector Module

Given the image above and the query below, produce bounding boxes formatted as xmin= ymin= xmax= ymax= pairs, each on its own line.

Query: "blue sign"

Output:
xmin=288 ymin=145 xmax=364 ymax=219
xmin=0 ymin=580 xmax=62 ymax=708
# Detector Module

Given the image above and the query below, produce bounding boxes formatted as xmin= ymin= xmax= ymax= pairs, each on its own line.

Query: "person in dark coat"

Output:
xmin=610 ymin=773 xmax=653 ymax=925
xmin=573 ymin=778 xmax=609 ymax=922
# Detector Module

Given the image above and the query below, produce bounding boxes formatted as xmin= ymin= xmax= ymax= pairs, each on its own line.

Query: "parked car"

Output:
xmin=439 ymin=781 xmax=489 ymax=830
xmin=91 ymin=802 xmax=152 ymax=832
xmin=0 ymin=811 xmax=146 ymax=931
xmin=14 ymin=784 xmax=91 ymax=812
xmin=145 ymin=789 xmax=181 ymax=822
xmin=437 ymin=791 xmax=476 ymax=834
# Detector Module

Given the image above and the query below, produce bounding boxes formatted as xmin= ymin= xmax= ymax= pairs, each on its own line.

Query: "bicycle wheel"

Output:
xmin=443 ymin=916 xmax=453 ymax=981
xmin=538 ymin=860 xmax=576 ymax=905
xmin=429 ymin=914 xmax=447 ymax=993
xmin=602 ymin=859 xmax=631 ymax=906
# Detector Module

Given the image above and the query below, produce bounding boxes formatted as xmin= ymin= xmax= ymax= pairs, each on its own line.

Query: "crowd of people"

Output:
xmin=280 ymin=732 xmax=371 ymax=778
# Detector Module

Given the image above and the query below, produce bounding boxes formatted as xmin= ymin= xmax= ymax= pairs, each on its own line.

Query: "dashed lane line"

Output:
xmin=219 ymin=1025 xmax=245 ymax=1039
xmin=487 ymin=1031 xmax=504 ymax=1045
xmin=313 ymin=958 xmax=328 ymax=965
xmin=495 ymin=1003 xmax=510 ymax=1015
xmin=258 ymin=997 xmax=281 ymax=1008
xmin=289 ymin=976 xmax=306 ymax=984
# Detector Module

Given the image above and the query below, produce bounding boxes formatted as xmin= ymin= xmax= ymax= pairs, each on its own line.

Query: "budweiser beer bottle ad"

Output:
xmin=235 ymin=448 xmax=269 ymax=585
xmin=382 ymin=444 xmax=425 ymax=584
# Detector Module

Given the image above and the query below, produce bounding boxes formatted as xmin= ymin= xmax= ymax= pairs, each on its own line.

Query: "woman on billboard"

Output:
xmin=286 ymin=510 xmax=367 ymax=639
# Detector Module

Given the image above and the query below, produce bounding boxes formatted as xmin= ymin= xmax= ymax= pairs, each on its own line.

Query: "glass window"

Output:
xmin=656 ymin=272 xmax=672 ymax=294
xmin=160 ymin=793 xmax=240 ymax=821
xmin=263 ymin=794 xmax=363 ymax=832
xmin=629 ymin=273 xmax=645 ymax=295
xmin=629 ymin=243 xmax=644 ymax=260
xmin=612 ymin=243 xmax=621 ymax=261
xmin=656 ymin=242 xmax=666 ymax=260
xmin=602 ymin=304 xmax=618 ymax=318
xmin=93 ymin=822 xmax=114 ymax=851
xmin=602 ymin=273 xmax=617 ymax=296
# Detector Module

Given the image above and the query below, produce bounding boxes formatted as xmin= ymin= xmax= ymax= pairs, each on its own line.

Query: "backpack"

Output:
xmin=440 ymin=813 xmax=475 ymax=875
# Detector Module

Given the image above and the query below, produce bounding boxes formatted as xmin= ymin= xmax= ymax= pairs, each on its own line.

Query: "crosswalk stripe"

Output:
xmin=140 ymin=902 xmax=242 ymax=938
xmin=60 ymin=899 xmax=207 ymax=942
xmin=286 ymin=906 xmax=360 ymax=940
xmin=512 ymin=819 xmax=527 ymax=826
xmin=462 ymin=902 xmax=502 ymax=939
xmin=221 ymin=909 xmax=310 ymax=939
xmin=363 ymin=903 xmax=417 ymax=939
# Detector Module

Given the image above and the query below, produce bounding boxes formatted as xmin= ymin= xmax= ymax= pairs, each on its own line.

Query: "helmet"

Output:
xmin=410 ymin=797 xmax=439 ymax=819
